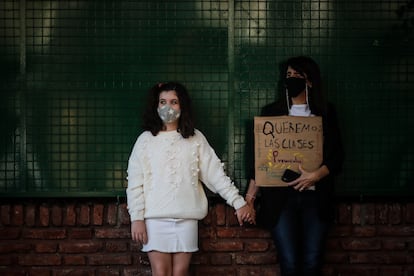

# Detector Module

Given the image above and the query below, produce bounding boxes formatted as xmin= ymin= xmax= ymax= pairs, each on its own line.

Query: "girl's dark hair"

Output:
xmin=277 ymin=56 xmax=327 ymax=116
xmin=142 ymin=81 xmax=195 ymax=138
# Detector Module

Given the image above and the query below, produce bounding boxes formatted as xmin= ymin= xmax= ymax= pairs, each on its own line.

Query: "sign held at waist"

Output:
xmin=254 ymin=116 xmax=323 ymax=187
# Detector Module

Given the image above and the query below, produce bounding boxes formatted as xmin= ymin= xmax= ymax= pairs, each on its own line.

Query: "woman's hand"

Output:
xmin=131 ymin=220 xmax=148 ymax=244
xmin=287 ymin=165 xmax=329 ymax=192
xmin=236 ymin=204 xmax=256 ymax=226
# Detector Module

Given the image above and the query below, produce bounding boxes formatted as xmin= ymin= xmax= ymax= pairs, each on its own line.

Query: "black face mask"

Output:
xmin=285 ymin=77 xmax=306 ymax=98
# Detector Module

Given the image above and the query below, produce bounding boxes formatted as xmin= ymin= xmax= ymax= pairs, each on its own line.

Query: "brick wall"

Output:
xmin=1 ymin=198 xmax=414 ymax=276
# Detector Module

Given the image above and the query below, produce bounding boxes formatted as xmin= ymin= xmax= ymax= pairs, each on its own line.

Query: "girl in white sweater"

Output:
xmin=126 ymin=82 xmax=254 ymax=276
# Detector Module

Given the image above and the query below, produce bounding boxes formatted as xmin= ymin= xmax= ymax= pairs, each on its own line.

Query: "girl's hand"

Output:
xmin=131 ymin=220 xmax=148 ymax=244
xmin=236 ymin=204 xmax=256 ymax=225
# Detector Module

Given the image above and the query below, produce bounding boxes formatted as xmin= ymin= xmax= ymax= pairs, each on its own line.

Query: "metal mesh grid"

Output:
xmin=0 ymin=0 xmax=413 ymax=197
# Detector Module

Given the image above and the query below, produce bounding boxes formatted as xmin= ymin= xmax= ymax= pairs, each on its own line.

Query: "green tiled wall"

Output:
xmin=1 ymin=0 xmax=413 ymax=196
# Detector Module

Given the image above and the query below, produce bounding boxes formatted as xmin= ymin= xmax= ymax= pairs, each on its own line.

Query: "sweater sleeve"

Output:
xmin=126 ymin=134 xmax=146 ymax=221
xmin=195 ymin=130 xmax=246 ymax=210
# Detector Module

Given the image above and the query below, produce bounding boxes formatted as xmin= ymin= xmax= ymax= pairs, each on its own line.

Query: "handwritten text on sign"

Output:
xmin=254 ymin=116 xmax=323 ymax=187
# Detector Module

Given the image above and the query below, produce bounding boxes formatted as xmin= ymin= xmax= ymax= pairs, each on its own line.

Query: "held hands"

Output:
xmin=131 ymin=220 xmax=148 ymax=244
xmin=235 ymin=203 xmax=256 ymax=226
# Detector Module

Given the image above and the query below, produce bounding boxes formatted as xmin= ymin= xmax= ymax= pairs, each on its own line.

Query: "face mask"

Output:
xmin=157 ymin=105 xmax=181 ymax=123
xmin=285 ymin=77 xmax=306 ymax=98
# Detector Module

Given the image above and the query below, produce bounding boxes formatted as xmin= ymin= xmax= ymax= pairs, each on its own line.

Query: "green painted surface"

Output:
xmin=0 ymin=0 xmax=413 ymax=197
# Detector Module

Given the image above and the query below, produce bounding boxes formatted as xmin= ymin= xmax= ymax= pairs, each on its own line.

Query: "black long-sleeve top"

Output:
xmin=253 ymin=101 xmax=344 ymax=227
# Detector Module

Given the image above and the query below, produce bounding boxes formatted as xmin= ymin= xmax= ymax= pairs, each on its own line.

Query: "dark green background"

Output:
xmin=1 ymin=0 xmax=413 ymax=197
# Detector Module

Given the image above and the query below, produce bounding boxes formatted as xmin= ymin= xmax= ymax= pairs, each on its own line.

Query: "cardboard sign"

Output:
xmin=254 ymin=116 xmax=323 ymax=187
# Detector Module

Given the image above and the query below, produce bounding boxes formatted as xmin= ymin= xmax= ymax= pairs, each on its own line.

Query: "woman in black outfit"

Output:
xmin=245 ymin=56 xmax=344 ymax=276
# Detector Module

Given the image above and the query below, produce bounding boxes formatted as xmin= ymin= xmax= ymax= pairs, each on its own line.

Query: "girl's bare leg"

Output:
xmin=172 ymin=252 xmax=192 ymax=276
xmin=148 ymin=251 xmax=172 ymax=276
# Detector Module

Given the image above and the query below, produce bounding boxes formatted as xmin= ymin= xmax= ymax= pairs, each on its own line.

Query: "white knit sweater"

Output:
xmin=126 ymin=129 xmax=246 ymax=221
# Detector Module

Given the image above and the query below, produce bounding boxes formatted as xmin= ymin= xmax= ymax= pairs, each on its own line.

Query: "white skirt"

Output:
xmin=142 ymin=218 xmax=199 ymax=253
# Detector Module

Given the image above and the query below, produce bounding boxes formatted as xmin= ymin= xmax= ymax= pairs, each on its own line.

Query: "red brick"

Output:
xmin=88 ymin=254 xmax=131 ymax=265
xmin=226 ymin=206 xmax=239 ymax=226
xmin=201 ymin=206 xmax=212 ymax=226
xmin=107 ymin=203 xmax=117 ymax=225
xmin=389 ymin=204 xmax=402 ymax=224
xmin=376 ymin=204 xmax=389 ymax=224
xmin=335 ymin=266 xmax=377 ymax=276
xmin=341 ymin=238 xmax=381 ymax=251
xmin=119 ymin=203 xmax=130 ymax=225
xmin=63 ymin=255 xmax=86 ymax=265
xmin=79 ymin=204 xmax=90 ymax=225
xmin=52 ymin=269 xmax=94 ymax=275
xmin=198 ymin=225 xmax=215 ymax=239
xmin=0 ymin=269 xmax=26 ymax=276
xmin=201 ymin=240 xmax=243 ymax=252
xmin=379 ymin=267 xmax=404 ymax=276
xmin=2 ymin=199 xmax=414 ymax=275
xmin=25 ymin=204 xmax=36 ymax=226
xmin=96 ymin=268 xmax=121 ymax=276
xmin=350 ymin=252 xmax=408 ymax=264
xmin=211 ymin=253 xmax=232 ymax=265
xmin=239 ymin=267 xmax=277 ymax=276
xmin=324 ymin=252 xmax=349 ymax=263
xmin=0 ymin=255 xmax=12 ymax=265
xmin=190 ymin=253 xmax=209 ymax=265
xmin=64 ymin=204 xmax=76 ymax=226
xmin=351 ymin=204 xmax=361 ymax=225
xmin=23 ymin=229 xmax=66 ymax=239
xmin=377 ymin=225 xmax=414 ymax=236
xmin=382 ymin=239 xmax=407 ymax=250
xmin=406 ymin=266 xmax=414 ymax=276
xmin=405 ymin=203 xmax=414 ymax=223
xmin=34 ymin=242 xmax=57 ymax=253
xmin=215 ymin=203 xmax=226 ymax=225
xmin=245 ymin=240 xmax=270 ymax=252
xmin=1 ymin=205 xmax=10 ymax=225
xmin=93 ymin=204 xmax=104 ymax=225
xmin=216 ymin=227 xmax=239 ymax=238
xmin=325 ymin=237 xmax=342 ymax=250
xmin=239 ymin=227 xmax=270 ymax=238
xmin=328 ymin=225 xmax=352 ymax=237
xmin=364 ymin=203 xmax=376 ymax=224
xmin=217 ymin=226 xmax=269 ymax=239
xmin=39 ymin=205 xmax=49 ymax=226
xmin=352 ymin=204 xmax=376 ymax=225
xmin=130 ymin=242 xmax=142 ymax=253
xmin=19 ymin=254 xmax=61 ymax=266
xmin=236 ymin=252 xmax=277 ymax=265
xmin=28 ymin=268 xmax=52 ymax=276
xmin=11 ymin=205 xmax=23 ymax=226
xmin=353 ymin=225 xmax=376 ymax=237
xmin=407 ymin=240 xmax=414 ymax=250
xmin=0 ymin=227 xmax=21 ymax=240
xmin=194 ymin=267 xmax=236 ymax=276
xmin=69 ymin=228 xmax=93 ymax=239
xmin=51 ymin=205 xmax=62 ymax=226
xmin=105 ymin=241 xmax=128 ymax=252
xmin=59 ymin=241 xmax=103 ymax=253
xmin=337 ymin=203 xmax=352 ymax=224
xmin=123 ymin=267 xmax=152 ymax=276
xmin=95 ymin=228 xmax=130 ymax=239
xmin=0 ymin=242 xmax=30 ymax=253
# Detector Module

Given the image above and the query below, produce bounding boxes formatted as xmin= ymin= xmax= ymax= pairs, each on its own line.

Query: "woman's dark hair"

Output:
xmin=142 ymin=81 xmax=195 ymax=138
xmin=277 ymin=56 xmax=327 ymax=116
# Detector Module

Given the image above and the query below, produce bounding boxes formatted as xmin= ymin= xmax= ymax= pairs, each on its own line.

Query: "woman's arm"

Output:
xmin=245 ymin=178 xmax=259 ymax=206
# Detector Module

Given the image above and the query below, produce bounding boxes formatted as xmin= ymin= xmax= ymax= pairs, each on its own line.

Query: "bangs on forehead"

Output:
xmin=159 ymin=90 xmax=178 ymax=99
